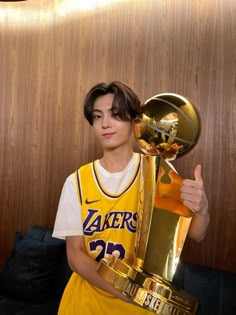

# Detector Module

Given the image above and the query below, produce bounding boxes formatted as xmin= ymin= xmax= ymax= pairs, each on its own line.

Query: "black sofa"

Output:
xmin=173 ymin=261 xmax=236 ymax=315
xmin=0 ymin=225 xmax=235 ymax=315
xmin=0 ymin=225 xmax=72 ymax=315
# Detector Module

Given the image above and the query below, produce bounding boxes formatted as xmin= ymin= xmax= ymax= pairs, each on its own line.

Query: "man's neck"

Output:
xmin=99 ymin=149 xmax=134 ymax=173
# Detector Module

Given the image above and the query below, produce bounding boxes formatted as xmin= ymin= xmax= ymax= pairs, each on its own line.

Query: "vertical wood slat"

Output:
xmin=0 ymin=0 xmax=235 ymax=273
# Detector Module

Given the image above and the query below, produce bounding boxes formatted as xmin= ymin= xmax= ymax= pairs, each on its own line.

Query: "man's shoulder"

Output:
xmin=70 ymin=161 xmax=96 ymax=182
xmin=78 ymin=161 xmax=94 ymax=173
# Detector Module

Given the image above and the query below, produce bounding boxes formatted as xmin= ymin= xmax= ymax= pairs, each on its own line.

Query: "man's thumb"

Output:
xmin=194 ymin=165 xmax=202 ymax=182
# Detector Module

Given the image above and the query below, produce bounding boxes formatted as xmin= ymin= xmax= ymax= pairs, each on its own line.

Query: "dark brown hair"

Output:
xmin=84 ymin=81 xmax=142 ymax=125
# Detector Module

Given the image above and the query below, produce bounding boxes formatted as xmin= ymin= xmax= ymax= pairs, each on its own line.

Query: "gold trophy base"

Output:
xmin=97 ymin=256 xmax=198 ymax=315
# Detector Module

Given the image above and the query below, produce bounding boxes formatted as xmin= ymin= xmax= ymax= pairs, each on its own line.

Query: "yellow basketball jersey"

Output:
xmin=58 ymin=154 xmax=151 ymax=315
xmin=77 ymin=155 xmax=141 ymax=264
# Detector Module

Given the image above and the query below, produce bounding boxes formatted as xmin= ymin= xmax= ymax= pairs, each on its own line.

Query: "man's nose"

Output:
xmin=102 ymin=114 xmax=112 ymax=128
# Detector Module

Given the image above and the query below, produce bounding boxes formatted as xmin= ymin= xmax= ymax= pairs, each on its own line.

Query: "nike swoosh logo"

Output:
xmin=85 ymin=198 xmax=101 ymax=204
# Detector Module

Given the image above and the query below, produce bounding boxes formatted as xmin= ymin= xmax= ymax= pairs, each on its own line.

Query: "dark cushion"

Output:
xmin=173 ymin=262 xmax=236 ymax=315
xmin=0 ymin=226 xmax=66 ymax=303
xmin=52 ymin=249 xmax=72 ymax=299
xmin=0 ymin=294 xmax=60 ymax=315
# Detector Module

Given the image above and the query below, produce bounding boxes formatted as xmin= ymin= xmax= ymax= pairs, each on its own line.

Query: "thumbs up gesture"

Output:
xmin=181 ymin=165 xmax=208 ymax=215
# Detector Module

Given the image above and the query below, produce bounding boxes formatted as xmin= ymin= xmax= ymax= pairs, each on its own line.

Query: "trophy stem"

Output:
xmin=135 ymin=157 xmax=192 ymax=281
xmin=134 ymin=155 xmax=158 ymax=271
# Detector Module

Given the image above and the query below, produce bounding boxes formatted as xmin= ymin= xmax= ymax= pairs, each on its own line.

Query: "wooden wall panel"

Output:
xmin=0 ymin=0 xmax=235 ymax=273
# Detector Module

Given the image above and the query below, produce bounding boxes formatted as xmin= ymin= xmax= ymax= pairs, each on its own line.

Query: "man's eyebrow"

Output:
xmin=92 ymin=109 xmax=102 ymax=113
xmin=92 ymin=108 xmax=113 ymax=112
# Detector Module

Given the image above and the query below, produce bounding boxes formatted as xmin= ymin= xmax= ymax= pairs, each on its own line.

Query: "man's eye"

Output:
xmin=93 ymin=114 xmax=101 ymax=120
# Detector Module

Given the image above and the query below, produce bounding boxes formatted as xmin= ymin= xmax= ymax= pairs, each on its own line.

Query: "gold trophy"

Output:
xmin=97 ymin=93 xmax=201 ymax=314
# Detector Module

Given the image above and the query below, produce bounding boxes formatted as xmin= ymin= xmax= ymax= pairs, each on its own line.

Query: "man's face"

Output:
xmin=92 ymin=93 xmax=133 ymax=151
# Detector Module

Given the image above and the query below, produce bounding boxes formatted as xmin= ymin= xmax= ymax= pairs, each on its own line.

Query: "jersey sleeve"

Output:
xmin=52 ymin=173 xmax=84 ymax=239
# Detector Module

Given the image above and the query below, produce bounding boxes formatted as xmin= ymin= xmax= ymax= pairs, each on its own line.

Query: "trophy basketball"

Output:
xmin=97 ymin=93 xmax=201 ymax=314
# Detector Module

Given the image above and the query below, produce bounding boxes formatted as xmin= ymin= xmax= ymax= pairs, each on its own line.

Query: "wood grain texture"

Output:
xmin=0 ymin=0 xmax=235 ymax=273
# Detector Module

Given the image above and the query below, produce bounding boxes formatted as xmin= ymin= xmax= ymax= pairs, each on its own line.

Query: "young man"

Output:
xmin=53 ymin=81 xmax=209 ymax=315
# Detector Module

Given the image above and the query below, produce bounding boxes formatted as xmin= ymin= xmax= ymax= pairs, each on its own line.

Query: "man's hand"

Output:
xmin=181 ymin=165 xmax=209 ymax=241
xmin=181 ymin=165 xmax=208 ymax=215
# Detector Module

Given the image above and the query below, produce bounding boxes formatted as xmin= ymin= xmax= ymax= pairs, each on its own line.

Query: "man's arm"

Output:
xmin=181 ymin=165 xmax=210 ymax=241
xmin=66 ymin=235 xmax=130 ymax=302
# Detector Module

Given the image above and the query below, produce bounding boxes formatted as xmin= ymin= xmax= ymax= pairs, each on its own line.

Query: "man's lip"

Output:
xmin=102 ymin=132 xmax=116 ymax=136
